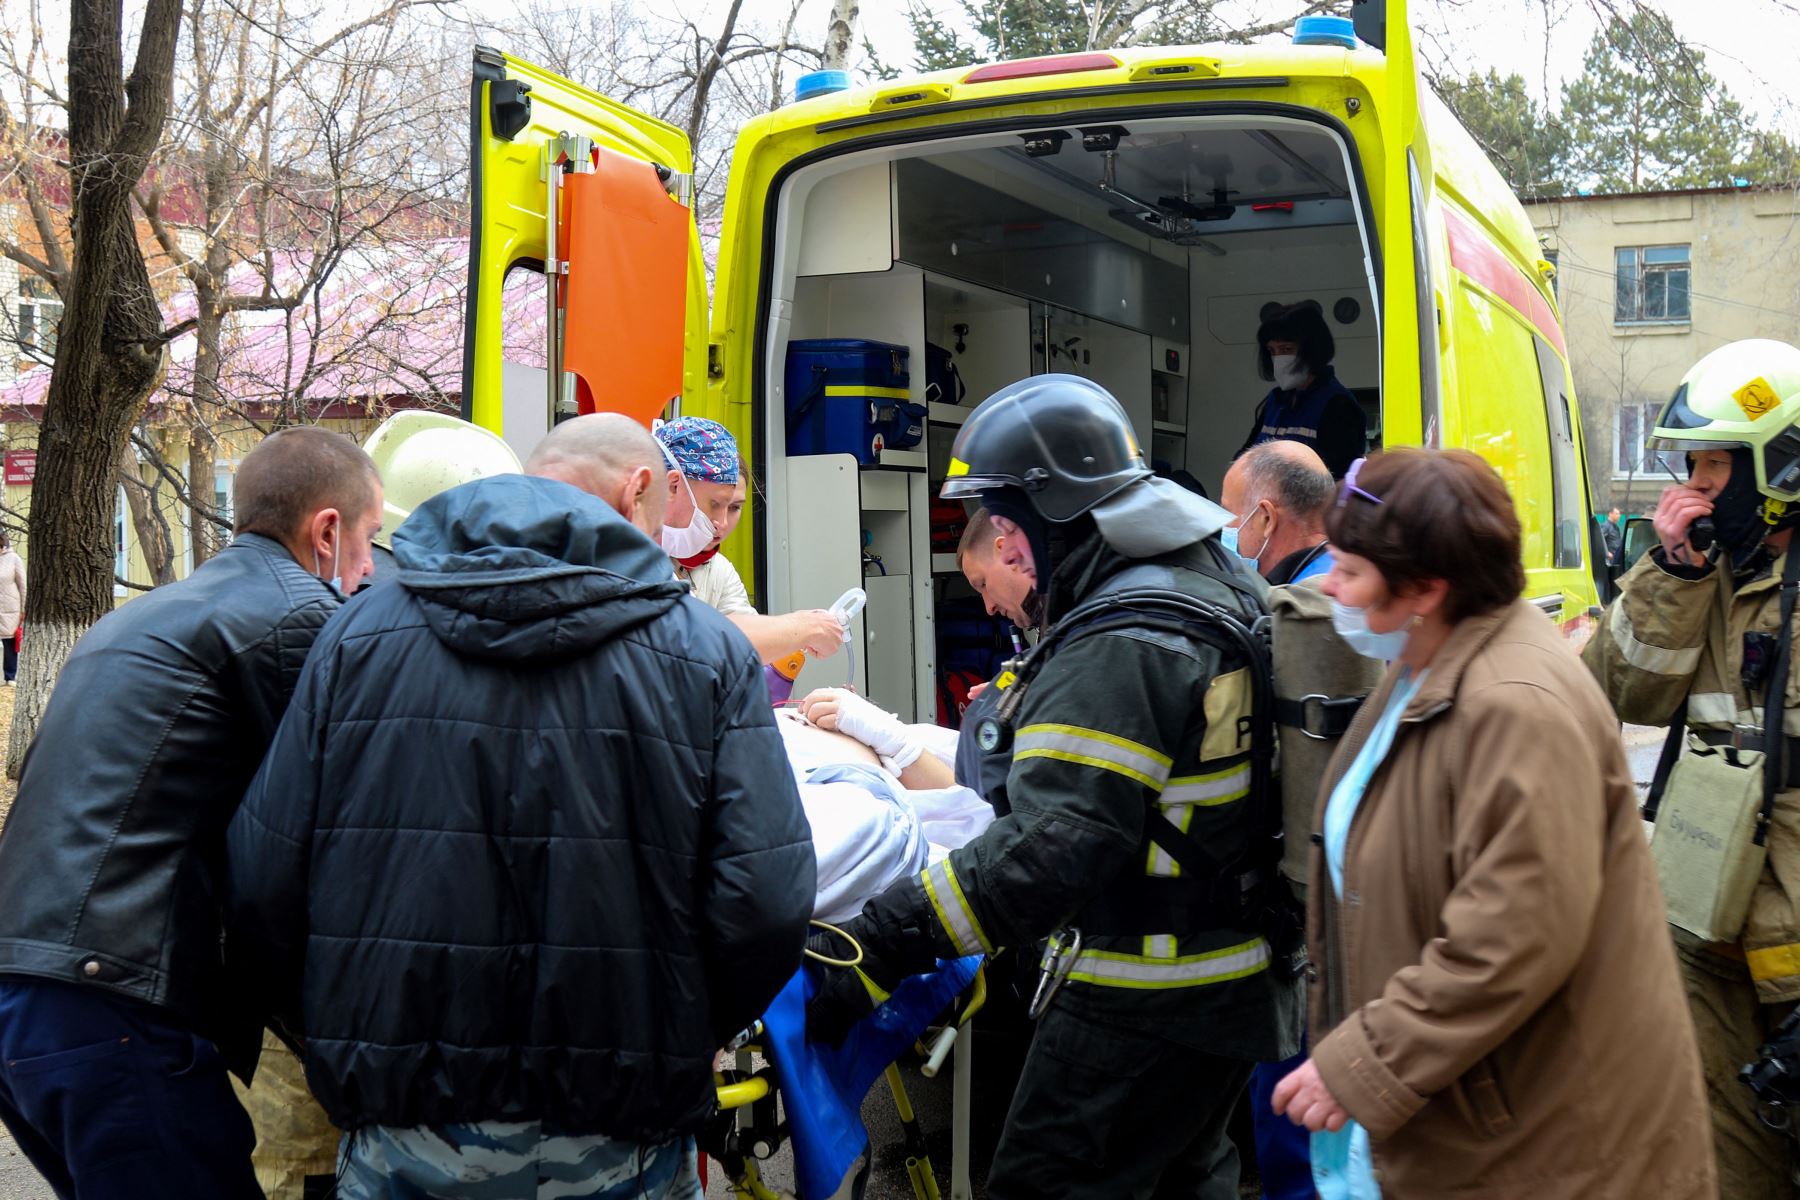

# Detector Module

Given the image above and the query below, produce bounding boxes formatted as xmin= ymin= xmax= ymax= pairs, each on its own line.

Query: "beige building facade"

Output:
xmin=1528 ymin=185 xmax=1800 ymax=515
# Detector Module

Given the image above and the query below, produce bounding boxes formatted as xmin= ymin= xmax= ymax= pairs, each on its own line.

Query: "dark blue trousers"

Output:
xmin=1248 ymin=1046 xmax=1314 ymax=1200
xmin=0 ymin=976 xmax=260 ymax=1200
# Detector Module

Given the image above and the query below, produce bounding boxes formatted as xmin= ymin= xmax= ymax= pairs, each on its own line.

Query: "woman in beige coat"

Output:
xmin=0 ymin=534 xmax=25 ymax=684
xmin=1272 ymin=449 xmax=1713 ymax=1198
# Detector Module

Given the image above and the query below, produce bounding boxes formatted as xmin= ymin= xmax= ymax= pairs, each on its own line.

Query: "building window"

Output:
xmin=1615 ymin=245 xmax=1690 ymax=324
xmin=1616 ymin=400 xmax=1689 ymax=479
xmin=213 ymin=463 xmax=234 ymax=526
xmin=17 ymin=276 xmax=61 ymax=362
xmin=114 ymin=485 xmax=128 ymax=595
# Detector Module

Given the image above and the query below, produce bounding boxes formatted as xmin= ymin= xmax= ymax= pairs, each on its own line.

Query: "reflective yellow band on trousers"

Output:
xmin=1748 ymin=942 xmax=1800 ymax=982
xmin=1015 ymin=724 xmax=1172 ymax=790
xmin=1067 ymin=937 xmax=1271 ymax=989
xmin=922 ymin=858 xmax=993 ymax=956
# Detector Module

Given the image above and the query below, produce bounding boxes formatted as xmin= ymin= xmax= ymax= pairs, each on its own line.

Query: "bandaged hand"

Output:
xmin=799 ymin=688 xmax=922 ymax=772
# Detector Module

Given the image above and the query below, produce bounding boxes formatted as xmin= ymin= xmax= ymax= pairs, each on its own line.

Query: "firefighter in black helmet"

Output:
xmin=809 ymin=375 xmax=1303 ymax=1198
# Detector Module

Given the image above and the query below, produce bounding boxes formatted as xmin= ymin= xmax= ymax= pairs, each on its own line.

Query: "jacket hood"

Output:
xmin=392 ymin=474 xmax=684 ymax=663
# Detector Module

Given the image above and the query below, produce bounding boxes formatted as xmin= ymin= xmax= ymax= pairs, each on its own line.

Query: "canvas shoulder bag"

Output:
xmin=1645 ymin=550 xmax=1800 ymax=942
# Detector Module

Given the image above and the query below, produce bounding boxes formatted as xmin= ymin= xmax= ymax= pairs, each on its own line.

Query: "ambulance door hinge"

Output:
xmin=544 ymin=133 xmax=597 ymax=180
xmin=708 ymin=342 xmax=726 ymax=380
xmin=658 ymin=166 xmax=695 ymax=208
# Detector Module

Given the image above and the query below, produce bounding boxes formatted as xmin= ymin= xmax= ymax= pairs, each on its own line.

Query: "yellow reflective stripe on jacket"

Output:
xmin=1610 ymin=598 xmax=1704 ymax=676
xmin=1067 ymin=937 xmax=1271 ymax=990
xmin=1748 ymin=942 xmax=1800 ymax=982
xmin=1146 ymin=804 xmax=1195 ymax=878
xmin=1014 ymin=724 xmax=1173 ymax=790
xmin=1162 ymin=763 xmax=1252 ymax=807
xmin=921 ymin=859 xmax=993 ymax=956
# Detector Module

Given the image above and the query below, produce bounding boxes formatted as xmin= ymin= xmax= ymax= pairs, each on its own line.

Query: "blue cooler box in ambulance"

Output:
xmin=784 ymin=339 xmax=923 ymax=464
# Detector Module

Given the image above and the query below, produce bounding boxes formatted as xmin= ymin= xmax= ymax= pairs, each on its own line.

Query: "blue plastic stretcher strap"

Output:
xmin=761 ymin=956 xmax=983 ymax=1200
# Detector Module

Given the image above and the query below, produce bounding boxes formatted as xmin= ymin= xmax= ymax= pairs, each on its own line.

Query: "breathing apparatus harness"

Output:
xmin=971 ymin=541 xmax=1302 ymax=984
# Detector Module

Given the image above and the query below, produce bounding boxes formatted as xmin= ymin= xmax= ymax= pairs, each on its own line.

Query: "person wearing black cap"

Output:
xmin=1239 ymin=300 xmax=1367 ymax=478
xmin=807 ymin=374 xmax=1301 ymax=1199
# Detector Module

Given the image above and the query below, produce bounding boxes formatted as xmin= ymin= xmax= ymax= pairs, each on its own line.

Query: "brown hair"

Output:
xmin=956 ymin=507 xmax=1001 ymax=564
xmin=1324 ymin=448 xmax=1525 ymax=621
xmin=233 ymin=426 xmax=380 ymax=542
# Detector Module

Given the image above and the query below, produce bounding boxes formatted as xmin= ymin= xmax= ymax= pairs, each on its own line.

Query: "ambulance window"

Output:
xmin=501 ymin=263 xmax=548 ymax=370
xmin=498 ymin=262 xmax=552 ymax=457
xmin=1534 ymin=335 xmax=1584 ymax=569
xmin=1410 ymin=153 xmax=1440 ymax=446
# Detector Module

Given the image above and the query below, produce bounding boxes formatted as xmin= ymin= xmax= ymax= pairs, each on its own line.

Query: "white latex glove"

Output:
xmin=798 ymin=688 xmax=923 ymax=771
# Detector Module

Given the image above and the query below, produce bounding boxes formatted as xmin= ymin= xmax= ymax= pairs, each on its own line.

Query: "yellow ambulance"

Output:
xmin=461 ymin=0 xmax=1600 ymax=722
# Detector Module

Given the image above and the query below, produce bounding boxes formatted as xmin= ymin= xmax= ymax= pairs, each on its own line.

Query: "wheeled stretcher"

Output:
xmin=706 ymin=936 xmax=988 ymax=1200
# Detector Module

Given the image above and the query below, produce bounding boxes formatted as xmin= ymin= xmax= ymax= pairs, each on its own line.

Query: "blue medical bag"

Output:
xmin=785 ymin=339 xmax=924 ymax=464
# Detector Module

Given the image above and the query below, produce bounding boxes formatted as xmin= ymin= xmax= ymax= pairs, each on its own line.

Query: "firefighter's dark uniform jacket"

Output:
xmin=868 ymin=529 xmax=1301 ymax=1059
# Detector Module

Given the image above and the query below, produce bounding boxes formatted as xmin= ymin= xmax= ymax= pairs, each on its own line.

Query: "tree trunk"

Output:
xmin=186 ymin=284 xmax=222 ymax=567
xmin=7 ymin=0 xmax=182 ymax=778
xmin=117 ymin=438 xmax=175 ymax=586
xmin=823 ymin=0 xmax=860 ymax=70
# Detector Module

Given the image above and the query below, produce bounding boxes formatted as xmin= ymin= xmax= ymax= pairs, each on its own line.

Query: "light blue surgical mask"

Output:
xmin=1220 ymin=510 xmax=1270 ymax=571
xmin=1330 ymin=598 xmax=1410 ymax=661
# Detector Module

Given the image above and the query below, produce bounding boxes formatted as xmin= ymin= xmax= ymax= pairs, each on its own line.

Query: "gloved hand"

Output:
xmin=799 ymin=688 xmax=923 ymax=772
xmin=806 ymin=912 xmax=904 ymax=1046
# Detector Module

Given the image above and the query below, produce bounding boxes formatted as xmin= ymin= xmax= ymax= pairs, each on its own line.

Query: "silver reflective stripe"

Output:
xmin=1015 ymin=724 xmax=1173 ymax=789
xmin=1688 ymin=692 xmax=1740 ymax=726
xmin=1147 ymin=804 xmax=1195 ymax=878
xmin=1610 ymin=602 xmax=1702 ymax=676
xmin=921 ymin=859 xmax=992 ymax=956
xmin=1161 ymin=766 xmax=1251 ymax=807
xmin=1068 ymin=938 xmax=1271 ymax=989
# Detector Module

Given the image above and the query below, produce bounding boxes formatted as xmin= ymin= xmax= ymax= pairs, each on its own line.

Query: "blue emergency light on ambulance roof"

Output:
xmin=1293 ymin=15 xmax=1358 ymax=48
xmin=795 ymin=70 xmax=851 ymax=102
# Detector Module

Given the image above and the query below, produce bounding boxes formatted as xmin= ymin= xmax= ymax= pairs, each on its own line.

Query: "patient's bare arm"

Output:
xmin=795 ymin=690 xmax=957 ymax=791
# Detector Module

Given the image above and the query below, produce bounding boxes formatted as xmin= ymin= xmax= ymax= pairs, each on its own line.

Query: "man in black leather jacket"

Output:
xmin=227 ymin=414 xmax=813 ymax=1199
xmin=0 ymin=426 xmax=381 ymax=1200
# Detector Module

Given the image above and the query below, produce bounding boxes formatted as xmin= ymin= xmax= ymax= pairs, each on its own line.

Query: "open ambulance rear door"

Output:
xmin=462 ymin=47 xmax=710 ymax=460
xmin=1352 ymin=0 xmax=1440 ymax=449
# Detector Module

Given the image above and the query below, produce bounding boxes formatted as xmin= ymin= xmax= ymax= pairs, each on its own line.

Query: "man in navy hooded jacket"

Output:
xmin=227 ymin=413 xmax=814 ymax=1197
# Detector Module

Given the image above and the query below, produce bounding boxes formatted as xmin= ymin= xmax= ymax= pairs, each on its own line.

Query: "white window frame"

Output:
xmin=1614 ymin=244 xmax=1691 ymax=325
xmin=1614 ymin=400 xmax=1689 ymax=481
xmin=114 ymin=485 xmax=129 ymax=597
xmin=16 ymin=295 xmax=62 ymax=364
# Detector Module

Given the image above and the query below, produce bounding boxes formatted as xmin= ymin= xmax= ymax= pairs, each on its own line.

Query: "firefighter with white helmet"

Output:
xmin=1586 ymin=338 xmax=1800 ymax=1198
xmin=362 ymin=411 xmax=523 ymax=582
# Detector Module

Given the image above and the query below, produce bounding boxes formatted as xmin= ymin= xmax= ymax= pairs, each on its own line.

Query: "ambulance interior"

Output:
xmin=764 ymin=115 xmax=1380 ymax=726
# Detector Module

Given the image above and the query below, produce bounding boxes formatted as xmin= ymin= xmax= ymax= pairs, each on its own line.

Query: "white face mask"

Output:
xmin=1330 ymin=598 xmax=1410 ymax=661
xmin=312 ymin=522 xmax=346 ymax=599
xmin=660 ymin=471 xmax=716 ymax=559
xmin=652 ymin=425 xmax=718 ymax=558
xmin=1271 ymin=353 xmax=1309 ymax=392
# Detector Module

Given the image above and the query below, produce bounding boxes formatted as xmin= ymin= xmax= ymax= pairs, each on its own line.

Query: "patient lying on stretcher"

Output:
xmin=774 ymin=697 xmax=991 ymax=924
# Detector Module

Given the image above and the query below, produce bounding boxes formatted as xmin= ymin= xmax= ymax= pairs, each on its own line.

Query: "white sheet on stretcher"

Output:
xmin=793 ymin=721 xmax=993 ymax=924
